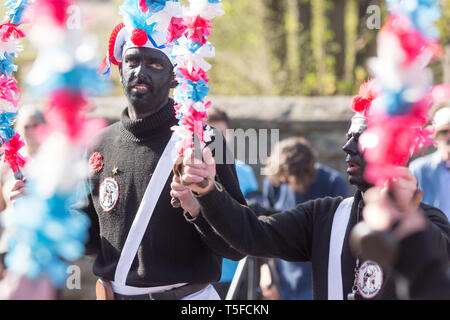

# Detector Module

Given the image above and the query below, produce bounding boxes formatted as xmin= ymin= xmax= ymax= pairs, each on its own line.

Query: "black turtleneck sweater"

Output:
xmin=81 ymin=100 xmax=246 ymax=287
xmin=195 ymin=186 xmax=450 ymax=300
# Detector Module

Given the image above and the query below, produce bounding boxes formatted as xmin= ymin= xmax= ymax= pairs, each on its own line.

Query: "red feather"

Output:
xmin=351 ymin=79 xmax=378 ymax=114
xmin=139 ymin=0 xmax=149 ymax=12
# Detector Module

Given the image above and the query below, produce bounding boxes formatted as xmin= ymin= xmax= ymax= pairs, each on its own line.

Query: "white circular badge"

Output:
xmin=99 ymin=177 xmax=119 ymax=212
xmin=357 ymin=260 xmax=383 ymax=299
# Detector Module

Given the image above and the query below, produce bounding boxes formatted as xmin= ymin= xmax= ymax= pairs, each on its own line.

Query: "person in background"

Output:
xmin=0 ymin=105 xmax=45 ymax=211
xmin=261 ymin=136 xmax=348 ymax=300
xmin=0 ymin=105 xmax=45 ymax=279
xmin=410 ymin=107 xmax=450 ymax=219
xmin=206 ymin=107 xmax=259 ymax=299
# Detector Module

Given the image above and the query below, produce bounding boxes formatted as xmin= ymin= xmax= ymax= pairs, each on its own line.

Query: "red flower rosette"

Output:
xmin=167 ymin=17 xmax=187 ymax=43
xmin=1 ymin=133 xmax=27 ymax=174
xmin=89 ymin=152 xmax=103 ymax=173
xmin=185 ymin=15 xmax=212 ymax=45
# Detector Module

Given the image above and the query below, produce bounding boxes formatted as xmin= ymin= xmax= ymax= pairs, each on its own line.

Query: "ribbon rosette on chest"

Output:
xmin=89 ymin=152 xmax=104 ymax=174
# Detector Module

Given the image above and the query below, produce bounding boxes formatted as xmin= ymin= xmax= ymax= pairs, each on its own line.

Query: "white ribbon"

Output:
xmin=113 ymin=133 xmax=182 ymax=288
xmin=186 ymin=0 xmax=225 ymax=20
xmin=146 ymin=1 xmax=183 ymax=33
xmin=171 ymin=38 xmax=215 ymax=71
xmin=328 ymin=197 xmax=354 ymax=300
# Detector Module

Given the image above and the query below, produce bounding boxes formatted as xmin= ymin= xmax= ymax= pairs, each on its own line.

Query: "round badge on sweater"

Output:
xmin=99 ymin=177 xmax=119 ymax=212
xmin=357 ymin=260 xmax=383 ymax=299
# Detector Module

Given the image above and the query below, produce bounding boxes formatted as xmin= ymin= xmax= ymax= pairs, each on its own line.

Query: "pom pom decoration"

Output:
xmin=2 ymin=0 xmax=109 ymax=288
xmin=359 ymin=0 xmax=448 ymax=186
xmin=130 ymin=28 xmax=149 ymax=47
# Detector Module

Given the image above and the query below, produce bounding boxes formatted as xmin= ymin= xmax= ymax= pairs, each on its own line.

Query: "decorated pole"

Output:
xmin=0 ymin=0 xmax=30 ymax=181
xmin=98 ymin=0 xmax=224 ymax=208
xmin=1 ymin=0 xmax=108 ymax=291
xmin=169 ymin=0 xmax=224 ymax=205
xmin=171 ymin=0 xmax=223 ymax=156
xmin=110 ymin=0 xmax=224 ymax=206
xmin=360 ymin=0 xmax=445 ymax=186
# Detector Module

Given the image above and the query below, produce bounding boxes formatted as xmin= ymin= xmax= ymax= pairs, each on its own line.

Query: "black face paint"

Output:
xmin=342 ymin=116 xmax=373 ymax=192
xmin=120 ymin=47 xmax=175 ymax=119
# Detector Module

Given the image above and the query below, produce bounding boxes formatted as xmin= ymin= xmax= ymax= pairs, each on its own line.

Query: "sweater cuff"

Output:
xmin=196 ymin=184 xmax=227 ymax=218
xmin=183 ymin=210 xmax=209 ymax=229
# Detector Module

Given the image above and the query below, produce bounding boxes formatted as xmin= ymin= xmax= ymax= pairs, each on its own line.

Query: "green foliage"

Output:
xmin=209 ymin=1 xmax=271 ymax=95
xmin=209 ymin=0 xmax=450 ymax=96
xmin=210 ymin=0 xmax=362 ymax=96
xmin=438 ymin=0 xmax=450 ymax=45
xmin=9 ymin=0 xmax=450 ymax=98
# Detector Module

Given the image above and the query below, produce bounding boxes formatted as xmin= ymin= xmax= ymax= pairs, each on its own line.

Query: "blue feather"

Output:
xmin=4 ymin=0 xmax=29 ymax=25
xmin=0 ymin=54 xmax=18 ymax=77
xmin=120 ymin=0 xmax=157 ymax=34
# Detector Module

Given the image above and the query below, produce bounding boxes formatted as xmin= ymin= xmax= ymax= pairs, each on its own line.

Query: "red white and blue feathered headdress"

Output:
xmin=351 ymin=79 xmax=380 ymax=119
xmin=99 ymin=0 xmax=184 ymax=77
xmin=100 ymin=0 xmax=225 ymax=157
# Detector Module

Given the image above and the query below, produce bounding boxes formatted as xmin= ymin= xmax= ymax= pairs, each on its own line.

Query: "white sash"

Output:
xmin=327 ymin=197 xmax=354 ymax=300
xmin=112 ymin=133 xmax=186 ymax=293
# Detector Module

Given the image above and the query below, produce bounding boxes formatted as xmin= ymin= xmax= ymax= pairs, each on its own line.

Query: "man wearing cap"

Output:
xmin=410 ymin=107 xmax=450 ymax=219
xmin=78 ymin=0 xmax=246 ymax=300
xmin=173 ymin=81 xmax=450 ymax=300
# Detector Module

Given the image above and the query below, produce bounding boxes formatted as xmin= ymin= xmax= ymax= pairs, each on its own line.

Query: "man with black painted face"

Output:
xmin=119 ymin=47 xmax=175 ymax=120
xmin=75 ymin=2 xmax=247 ymax=300
xmin=173 ymin=84 xmax=450 ymax=300
xmin=342 ymin=115 xmax=372 ymax=193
